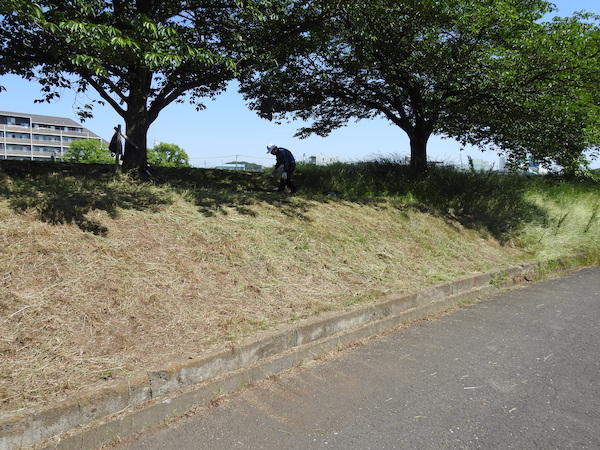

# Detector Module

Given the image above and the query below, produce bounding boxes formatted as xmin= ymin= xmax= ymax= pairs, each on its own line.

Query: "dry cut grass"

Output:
xmin=0 ymin=185 xmax=531 ymax=414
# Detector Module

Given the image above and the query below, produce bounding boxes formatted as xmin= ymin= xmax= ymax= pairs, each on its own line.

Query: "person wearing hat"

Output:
xmin=267 ymin=144 xmax=298 ymax=193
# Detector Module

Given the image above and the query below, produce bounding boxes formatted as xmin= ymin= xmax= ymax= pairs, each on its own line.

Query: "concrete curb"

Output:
xmin=0 ymin=260 xmax=567 ymax=449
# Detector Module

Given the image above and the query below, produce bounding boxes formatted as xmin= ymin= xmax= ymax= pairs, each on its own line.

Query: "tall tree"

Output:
xmin=240 ymin=0 xmax=599 ymax=173
xmin=0 ymin=0 xmax=322 ymax=173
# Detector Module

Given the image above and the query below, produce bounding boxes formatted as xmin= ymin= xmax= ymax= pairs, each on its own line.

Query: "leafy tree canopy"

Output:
xmin=148 ymin=142 xmax=190 ymax=168
xmin=444 ymin=13 xmax=600 ymax=176
xmin=240 ymin=0 xmax=600 ymax=173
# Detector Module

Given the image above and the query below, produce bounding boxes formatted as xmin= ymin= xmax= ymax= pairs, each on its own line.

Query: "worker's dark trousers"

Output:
xmin=278 ymin=163 xmax=297 ymax=193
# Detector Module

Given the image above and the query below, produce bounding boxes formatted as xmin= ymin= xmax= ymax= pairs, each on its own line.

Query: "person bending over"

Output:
xmin=267 ymin=144 xmax=298 ymax=193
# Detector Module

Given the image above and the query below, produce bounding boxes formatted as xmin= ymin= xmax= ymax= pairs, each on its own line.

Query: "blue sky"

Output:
xmin=0 ymin=0 xmax=597 ymax=168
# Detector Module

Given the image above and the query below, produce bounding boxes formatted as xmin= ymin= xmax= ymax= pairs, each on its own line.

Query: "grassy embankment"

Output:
xmin=1 ymin=159 xmax=599 ymax=414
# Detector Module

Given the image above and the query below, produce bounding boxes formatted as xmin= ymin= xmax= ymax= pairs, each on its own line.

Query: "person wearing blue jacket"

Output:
xmin=267 ymin=144 xmax=298 ymax=193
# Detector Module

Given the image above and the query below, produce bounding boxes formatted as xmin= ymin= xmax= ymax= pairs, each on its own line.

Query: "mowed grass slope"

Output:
xmin=1 ymin=160 xmax=599 ymax=413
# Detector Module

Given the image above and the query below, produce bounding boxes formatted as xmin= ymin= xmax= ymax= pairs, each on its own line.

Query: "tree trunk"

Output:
xmin=121 ymin=118 xmax=149 ymax=171
xmin=121 ymin=70 xmax=152 ymax=172
xmin=409 ymin=134 xmax=429 ymax=173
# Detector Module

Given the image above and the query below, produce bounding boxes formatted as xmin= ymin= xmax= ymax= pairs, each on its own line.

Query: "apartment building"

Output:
xmin=0 ymin=111 xmax=106 ymax=161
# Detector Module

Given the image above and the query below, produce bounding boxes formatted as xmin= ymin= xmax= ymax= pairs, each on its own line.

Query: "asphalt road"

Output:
xmin=115 ymin=266 xmax=600 ymax=449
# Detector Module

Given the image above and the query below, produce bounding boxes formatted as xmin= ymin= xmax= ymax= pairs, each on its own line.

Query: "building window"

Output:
xmin=33 ymin=146 xmax=61 ymax=153
xmin=32 ymin=134 xmax=61 ymax=142
xmin=7 ymin=132 xmax=30 ymax=139
xmin=0 ymin=116 xmax=29 ymax=126
xmin=7 ymin=144 xmax=31 ymax=151
xmin=4 ymin=117 xmax=30 ymax=127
